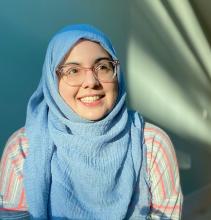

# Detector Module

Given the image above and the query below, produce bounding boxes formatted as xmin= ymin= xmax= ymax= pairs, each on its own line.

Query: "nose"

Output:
xmin=81 ymin=70 xmax=100 ymax=88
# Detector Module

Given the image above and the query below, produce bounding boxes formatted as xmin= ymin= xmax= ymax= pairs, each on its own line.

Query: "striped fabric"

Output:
xmin=0 ymin=123 xmax=183 ymax=219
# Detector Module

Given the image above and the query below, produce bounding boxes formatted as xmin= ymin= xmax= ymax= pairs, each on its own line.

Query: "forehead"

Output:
xmin=65 ymin=40 xmax=111 ymax=63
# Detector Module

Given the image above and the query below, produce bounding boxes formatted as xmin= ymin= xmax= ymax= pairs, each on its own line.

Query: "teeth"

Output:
xmin=80 ymin=96 xmax=101 ymax=103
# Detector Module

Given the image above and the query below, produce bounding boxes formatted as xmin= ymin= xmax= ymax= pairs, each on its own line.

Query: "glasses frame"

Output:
xmin=56 ymin=59 xmax=120 ymax=86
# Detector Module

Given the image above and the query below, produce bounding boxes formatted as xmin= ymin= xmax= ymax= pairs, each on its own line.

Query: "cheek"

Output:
xmin=108 ymin=82 xmax=118 ymax=107
xmin=58 ymin=80 xmax=78 ymax=105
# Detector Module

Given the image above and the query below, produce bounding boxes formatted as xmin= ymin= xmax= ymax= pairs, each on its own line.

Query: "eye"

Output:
xmin=67 ymin=67 xmax=80 ymax=75
xmin=99 ymin=65 xmax=108 ymax=70
xmin=96 ymin=62 xmax=112 ymax=71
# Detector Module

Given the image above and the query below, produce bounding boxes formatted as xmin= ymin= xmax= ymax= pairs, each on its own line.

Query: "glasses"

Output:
xmin=56 ymin=59 xmax=119 ymax=86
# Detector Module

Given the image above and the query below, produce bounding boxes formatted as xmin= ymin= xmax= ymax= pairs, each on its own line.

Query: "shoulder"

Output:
xmin=6 ymin=127 xmax=27 ymax=145
xmin=143 ymin=122 xmax=178 ymax=179
xmin=143 ymin=122 xmax=172 ymax=145
xmin=143 ymin=122 xmax=180 ymax=195
xmin=3 ymin=127 xmax=28 ymax=157
xmin=143 ymin=123 xmax=183 ymax=218
xmin=0 ymin=128 xmax=28 ymax=210
xmin=1 ymin=128 xmax=29 ymax=173
xmin=143 ymin=122 xmax=177 ymax=161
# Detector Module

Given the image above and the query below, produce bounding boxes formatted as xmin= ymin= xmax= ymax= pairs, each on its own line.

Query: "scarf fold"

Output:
xmin=24 ymin=24 xmax=145 ymax=219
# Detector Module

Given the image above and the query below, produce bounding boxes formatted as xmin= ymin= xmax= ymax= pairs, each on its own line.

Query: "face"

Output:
xmin=58 ymin=40 xmax=118 ymax=121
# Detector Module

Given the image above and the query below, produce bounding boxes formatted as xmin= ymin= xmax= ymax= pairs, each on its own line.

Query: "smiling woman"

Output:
xmin=57 ymin=40 xmax=118 ymax=121
xmin=0 ymin=24 xmax=183 ymax=219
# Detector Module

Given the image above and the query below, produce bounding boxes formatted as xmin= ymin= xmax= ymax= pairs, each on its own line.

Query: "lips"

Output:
xmin=79 ymin=95 xmax=104 ymax=104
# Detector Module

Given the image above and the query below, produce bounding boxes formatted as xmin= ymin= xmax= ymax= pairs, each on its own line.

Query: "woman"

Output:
xmin=0 ymin=24 xmax=183 ymax=219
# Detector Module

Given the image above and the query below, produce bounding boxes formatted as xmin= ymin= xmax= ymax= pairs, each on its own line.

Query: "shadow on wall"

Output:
xmin=182 ymin=183 xmax=211 ymax=220
xmin=165 ymin=125 xmax=211 ymax=195
xmin=125 ymin=0 xmax=211 ymax=195
xmin=127 ymin=0 xmax=211 ymax=139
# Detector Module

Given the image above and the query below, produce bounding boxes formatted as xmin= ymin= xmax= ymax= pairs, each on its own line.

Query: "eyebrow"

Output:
xmin=64 ymin=57 xmax=112 ymax=66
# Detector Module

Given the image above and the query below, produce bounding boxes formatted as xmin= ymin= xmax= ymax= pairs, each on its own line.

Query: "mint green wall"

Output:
xmin=1 ymin=0 xmax=211 ymax=196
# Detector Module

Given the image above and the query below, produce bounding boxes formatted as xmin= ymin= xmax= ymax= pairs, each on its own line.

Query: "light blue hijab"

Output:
xmin=24 ymin=24 xmax=146 ymax=219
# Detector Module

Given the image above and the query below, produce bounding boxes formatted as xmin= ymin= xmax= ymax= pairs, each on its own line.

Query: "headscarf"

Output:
xmin=24 ymin=24 xmax=145 ymax=219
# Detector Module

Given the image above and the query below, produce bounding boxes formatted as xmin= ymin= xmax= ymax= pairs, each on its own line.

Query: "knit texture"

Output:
xmin=23 ymin=24 xmax=146 ymax=219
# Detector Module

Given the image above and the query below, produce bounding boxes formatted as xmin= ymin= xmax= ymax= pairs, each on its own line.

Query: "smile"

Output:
xmin=80 ymin=95 xmax=103 ymax=103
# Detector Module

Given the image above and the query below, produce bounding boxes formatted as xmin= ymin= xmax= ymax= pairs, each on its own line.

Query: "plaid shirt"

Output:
xmin=0 ymin=122 xmax=183 ymax=219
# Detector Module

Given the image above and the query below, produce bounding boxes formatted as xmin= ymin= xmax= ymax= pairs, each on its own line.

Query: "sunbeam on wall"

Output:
xmin=126 ymin=0 xmax=211 ymax=147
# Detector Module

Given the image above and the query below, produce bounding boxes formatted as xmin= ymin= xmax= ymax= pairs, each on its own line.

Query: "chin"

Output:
xmin=80 ymin=111 xmax=108 ymax=121
xmin=83 ymin=115 xmax=104 ymax=121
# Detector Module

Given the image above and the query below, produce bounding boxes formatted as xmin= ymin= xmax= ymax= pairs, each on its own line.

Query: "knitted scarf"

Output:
xmin=24 ymin=24 xmax=145 ymax=219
